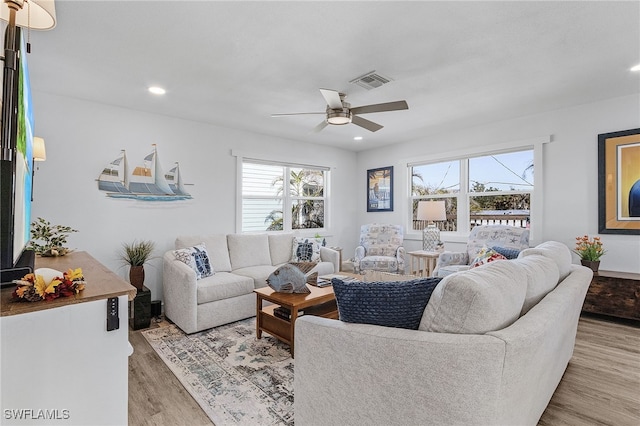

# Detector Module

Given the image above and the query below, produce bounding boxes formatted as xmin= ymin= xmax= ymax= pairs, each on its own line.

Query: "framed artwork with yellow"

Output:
xmin=598 ymin=128 xmax=640 ymax=234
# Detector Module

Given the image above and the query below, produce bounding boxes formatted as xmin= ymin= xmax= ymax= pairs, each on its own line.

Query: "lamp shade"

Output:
xmin=33 ymin=136 xmax=46 ymax=161
xmin=1 ymin=0 xmax=56 ymax=30
xmin=417 ymin=200 xmax=446 ymax=222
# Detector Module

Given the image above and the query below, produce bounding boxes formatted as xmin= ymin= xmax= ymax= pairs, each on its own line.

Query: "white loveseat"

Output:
xmin=295 ymin=241 xmax=592 ymax=425
xmin=163 ymin=233 xmax=339 ymax=334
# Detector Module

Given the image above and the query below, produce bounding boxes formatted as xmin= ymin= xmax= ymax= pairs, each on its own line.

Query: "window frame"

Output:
xmin=235 ymin=153 xmax=330 ymax=234
xmin=406 ymin=136 xmax=549 ymax=244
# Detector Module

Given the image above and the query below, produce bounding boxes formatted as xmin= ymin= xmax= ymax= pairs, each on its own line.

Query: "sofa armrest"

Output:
xmin=162 ymin=251 xmax=198 ymax=334
xmin=484 ymin=265 xmax=592 ymax=425
xmin=433 ymin=250 xmax=468 ymax=274
xmin=353 ymin=245 xmax=365 ymax=272
xmin=295 ymin=316 xmax=506 ymax=426
xmin=396 ymin=246 xmax=406 ymax=272
xmin=319 ymin=246 xmax=339 ymax=273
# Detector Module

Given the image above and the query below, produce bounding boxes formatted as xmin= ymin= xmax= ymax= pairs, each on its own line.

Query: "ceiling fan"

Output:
xmin=271 ymin=89 xmax=408 ymax=133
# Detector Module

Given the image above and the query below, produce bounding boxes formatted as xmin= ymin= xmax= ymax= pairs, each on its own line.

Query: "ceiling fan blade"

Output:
xmin=352 ymin=115 xmax=383 ymax=132
xmin=312 ymin=121 xmax=328 ymax=133
xmin=271 ymin=112 xmax=325 ymax=117
xmin=351 ymin=100 xmax=408 ymax=115
xmin=319 ymin=88 xmax=344 ymax=110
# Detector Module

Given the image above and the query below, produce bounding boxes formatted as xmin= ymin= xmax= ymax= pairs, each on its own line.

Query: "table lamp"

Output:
xmin=417 ymin=200 xmax=446 ymax=251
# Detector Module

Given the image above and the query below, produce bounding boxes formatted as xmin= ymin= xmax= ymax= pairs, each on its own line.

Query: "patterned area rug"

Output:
xmin=142 ymin=318 xmax=294 ymax=425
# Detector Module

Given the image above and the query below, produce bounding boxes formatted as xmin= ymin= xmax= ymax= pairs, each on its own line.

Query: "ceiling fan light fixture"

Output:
xmin=327 ymin=110 xmax=352 ymax=125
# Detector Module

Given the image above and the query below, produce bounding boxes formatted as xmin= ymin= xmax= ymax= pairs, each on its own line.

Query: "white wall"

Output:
xmin=31 ymin=93 xmax=359 ymax=301
xmin=357 ymin=94 xmax=640 ymax=274
xmin=31 ymin=92 xmax=640 ymax=299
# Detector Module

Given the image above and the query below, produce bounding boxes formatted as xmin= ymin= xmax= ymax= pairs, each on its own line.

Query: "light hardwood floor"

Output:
xmin=128 ymin=314 xmax=639 ymax=426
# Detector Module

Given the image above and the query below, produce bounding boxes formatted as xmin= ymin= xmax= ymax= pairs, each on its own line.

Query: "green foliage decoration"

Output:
xmin=28 ymin=217 xmax=78 ymax=256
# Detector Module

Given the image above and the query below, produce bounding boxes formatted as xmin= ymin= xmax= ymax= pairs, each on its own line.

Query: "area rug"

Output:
xmin=142 ymin=318 xmax=294 ymax=425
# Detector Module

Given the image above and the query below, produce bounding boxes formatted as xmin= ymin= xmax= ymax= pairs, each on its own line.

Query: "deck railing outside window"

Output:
xmin=413 ymin=213 xmax=529 ymax=232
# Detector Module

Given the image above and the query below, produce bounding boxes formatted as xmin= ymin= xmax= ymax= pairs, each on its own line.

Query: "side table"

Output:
xmin=408 ymin=250 xmax=440 ymax=277
xmin=129 ymin=285 xmax=151 ymax=330
xmin=582 ymin=270 xmax=640 ymax=321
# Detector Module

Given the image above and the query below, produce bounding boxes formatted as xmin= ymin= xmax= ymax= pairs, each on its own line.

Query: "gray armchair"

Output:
xmin=354 ymin=224 xmax=405 ymax=273
xmin=433 ymin=225 xmax=530 ymax=277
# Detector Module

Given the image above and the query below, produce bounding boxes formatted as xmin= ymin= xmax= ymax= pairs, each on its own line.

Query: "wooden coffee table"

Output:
xmin=254 ymin=284 xmax=340 ymax=357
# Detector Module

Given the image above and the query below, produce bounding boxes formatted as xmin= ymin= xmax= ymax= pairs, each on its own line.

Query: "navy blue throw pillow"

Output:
xmin=331 ymin=277 xmax=442 ymax=330
xmin=491 ymin=245 xmax=521 ymax=260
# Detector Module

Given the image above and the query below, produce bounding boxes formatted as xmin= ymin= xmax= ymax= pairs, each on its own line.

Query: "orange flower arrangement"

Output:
xmin=12 ymin=268 xmax=86 ymax=302
xmin=574 ymin=235 xmax=606 ymax=262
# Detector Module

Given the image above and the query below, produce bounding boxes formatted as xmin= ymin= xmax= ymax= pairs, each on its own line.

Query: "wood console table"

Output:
xmin=1 ymin=251 xmax=136 ymax=316
xmin=581 ymin=270 xmax=640 ymax=321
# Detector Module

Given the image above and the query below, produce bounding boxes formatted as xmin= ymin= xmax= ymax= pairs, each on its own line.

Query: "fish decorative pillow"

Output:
xmin=266 ymin=264 xmax=311 ymax=294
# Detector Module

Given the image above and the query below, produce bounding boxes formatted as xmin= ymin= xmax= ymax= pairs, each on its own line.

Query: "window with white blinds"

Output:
xmin=241 ymin=160 xmax=327 ymax=233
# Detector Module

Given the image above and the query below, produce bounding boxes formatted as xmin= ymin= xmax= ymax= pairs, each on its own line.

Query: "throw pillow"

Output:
xmin=332 ymin=277 xmax=442 ymax=330
xmin=491 ymin=245 xmax=521 ymax=260
xmin=290 ymin=237 xmax=322 ymax=263
xmin=173 ymin=243 xmax=213 ymax=279
xmin=471 ymin=246 xmax=507 ymax=268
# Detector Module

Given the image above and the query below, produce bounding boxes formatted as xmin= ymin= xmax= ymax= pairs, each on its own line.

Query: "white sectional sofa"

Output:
xmin=295 ymin=241 xmax=593 ymax=426
xmin=163 ymin=232 xmax=339 ymax=334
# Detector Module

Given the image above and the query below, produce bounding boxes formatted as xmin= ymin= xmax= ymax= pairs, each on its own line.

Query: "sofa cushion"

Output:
xmin=359 ymin=256 xmax=399 ymax=272
xmin=512 ymin=255 xmax=560 ymax=315
xmin=173 ymin=244 xmax=213 ymax=280
xmin=233 ymin=264 xmax=278 ymax=289
xmin=332 ymin=277 xmax=442 ymax=330
xmin=227 ymin=234 xmax=271 ymax=270
xmin=269 ymin=233 xmax=295 ymax=265
xmin=518 ymin=241 xmax=572 ymax=282
xmin=436 ymin=264 xmax=471 ymax=277
xmin=196 ymin=272 xmax=254 ymax=305
xmin=175 ymin=234 xmax=232 ymax=272
xmin=290 ymin=237 xmax=324 ymax=263
xmin=419 ymin=260 xmax=527 ymax=334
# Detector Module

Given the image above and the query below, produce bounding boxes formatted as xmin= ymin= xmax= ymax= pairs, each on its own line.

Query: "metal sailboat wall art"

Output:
xmin=97 ymin=145 xmax=193 ymax=201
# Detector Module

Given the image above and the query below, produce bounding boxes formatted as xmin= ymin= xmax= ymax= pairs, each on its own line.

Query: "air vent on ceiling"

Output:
xmin=349 ymin=71 xmax=393 ymax=90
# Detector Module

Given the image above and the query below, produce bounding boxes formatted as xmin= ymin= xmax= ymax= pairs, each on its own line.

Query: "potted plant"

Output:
xmin=574 ymin=235 xmax=606 ymax=272
xmin=28 ymin=217 xmax=78 ymax=256
xmin=119 ymin=240 xmax=155 ymax=290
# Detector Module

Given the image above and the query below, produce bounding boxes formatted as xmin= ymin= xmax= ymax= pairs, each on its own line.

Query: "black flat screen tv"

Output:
xmin=1 ymin=26 xmax=35 ymax=285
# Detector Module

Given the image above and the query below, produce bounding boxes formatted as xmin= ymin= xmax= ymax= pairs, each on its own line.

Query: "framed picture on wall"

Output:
xmin=598 ymin=128 xmax=640 ymax=234
xmin=367 ymin=166 xmax=393 ymax=212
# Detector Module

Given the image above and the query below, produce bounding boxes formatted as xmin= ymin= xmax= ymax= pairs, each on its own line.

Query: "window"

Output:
xmin=411 ymin=160 xmax=459 ymax=231
xmin=410 ymin=148 xmax=534 ymax=234
xmin=241 ymin=160 xmax=327 ymax=233
xmin=468 ymin=151 xmax=533 ymax=229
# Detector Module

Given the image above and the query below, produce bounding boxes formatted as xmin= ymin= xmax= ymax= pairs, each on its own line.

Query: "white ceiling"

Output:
xmin=22 ymin=0 xmax=640 ymax=151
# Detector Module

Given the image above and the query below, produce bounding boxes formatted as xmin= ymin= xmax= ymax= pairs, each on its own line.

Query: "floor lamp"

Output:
xmin=417 ymin=200 xmax=446 ymax=251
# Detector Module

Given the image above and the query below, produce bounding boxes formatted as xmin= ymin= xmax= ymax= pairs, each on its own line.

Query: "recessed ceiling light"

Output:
xmin=148 ymin=86 xmax=166 ymax=95
xmin=631 ymin=64 xmax=640 ymax=72
xmin=354 ymin=136 xmax=363 ymax=141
